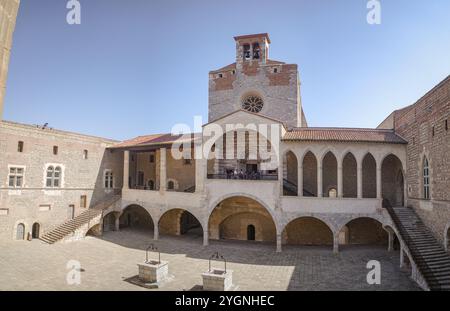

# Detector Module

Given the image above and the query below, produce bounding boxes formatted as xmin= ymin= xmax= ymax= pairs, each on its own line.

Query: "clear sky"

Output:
xmin=4 ymin=0 xmax=450 ymax=141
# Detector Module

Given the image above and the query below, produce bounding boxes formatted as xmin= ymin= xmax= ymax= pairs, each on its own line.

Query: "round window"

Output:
xmin=242 ymin=95 xmax=264 ymax=113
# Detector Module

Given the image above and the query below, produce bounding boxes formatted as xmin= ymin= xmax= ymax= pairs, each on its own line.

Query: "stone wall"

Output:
xmin=0 ymin=121 xmax=123 ymax=241
xmin=390 ymin=76 xmax=450 ymax=244
xmin=0 ymin=0 xmax=20 ymax=120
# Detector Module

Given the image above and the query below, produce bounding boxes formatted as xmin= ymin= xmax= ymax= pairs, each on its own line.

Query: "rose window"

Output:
xmin=242 ymin=96 xmax=264 ymax=113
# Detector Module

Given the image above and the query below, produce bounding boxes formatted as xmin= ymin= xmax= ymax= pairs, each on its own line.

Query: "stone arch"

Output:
xmin=119 ymin=204 xmax=154 ymax=231
xmin=301 ymin=150 xmax=318 ymax=197
xmin=383 ymin=225 xmax=401 ymax=251
xmin=362 ymin=152 xmax=377 ymax=198
xmin=158 ymin=208 xmax=203 ymax=236
xmin=282 ymin=216 xmax=334 ymax=247
xmin=338 ymin=217 xmax=388 ymax=246
xmin=283 ymin=149 xmax=298 ymax=196
xmin=322 ymin=151 xmax=338 ymax=197
xmin=102 ymin=211 xmax=119 ymax=232
xmin=208 ymin=195 xmax=278 ymax=243
xmin=342 ymin=152 xmax=357 ymax=198
xmin=381 ymin=154 xmax=405 ymax=207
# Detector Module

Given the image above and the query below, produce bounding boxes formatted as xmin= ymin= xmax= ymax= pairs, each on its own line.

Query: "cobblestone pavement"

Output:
xmin=0 ymin=229 xmax=420 ymax=291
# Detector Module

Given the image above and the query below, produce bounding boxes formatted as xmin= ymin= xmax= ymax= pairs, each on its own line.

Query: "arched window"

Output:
xmin=167 ymin=181 xmax=175 ymax=190
xmin=423 ymin=157 xmax=430 ymax=200
xmin=46 ymin=166 xmax=62 ymax=188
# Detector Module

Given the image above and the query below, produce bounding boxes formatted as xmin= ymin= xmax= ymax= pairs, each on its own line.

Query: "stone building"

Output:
xmin=0 ymin=11 xmax=449 ymax=290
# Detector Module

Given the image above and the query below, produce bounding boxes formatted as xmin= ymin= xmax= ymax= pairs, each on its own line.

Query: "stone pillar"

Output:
xmin=333 ymin=234 xmax=339 ymax=254
xmin=400 ymin=244 xmax=405 ymax=268
xmin=357 ymin=162 xmax=363 ymax=199
xmin=123 ymin=150 xmax=130 ymax=190
xmin=154 ymin=222 xmax=159 ymax=240
xmin=159 ymin=148 xmax=167 ymax=193
xmin=317 ymin=164 xmax=323 ymax=198
xmin=388 ymin=230 xmax=394 ymax=252
xmin=276 ymin=234 xmax=282 ymax=253
xmin=114 ymin=214 xmax=120 ymax=231
xmin=298 ymin=165 xmax=303 ymax=197
xmin=195 ymin=156 xmax=206 ymax=194
xmin=337 ymin=164 xmax=343 ymax=198
xmin=376 ymin=165 xmax=382 ymax=199
xmin=203 ymin=227 xmax=209 ymax=246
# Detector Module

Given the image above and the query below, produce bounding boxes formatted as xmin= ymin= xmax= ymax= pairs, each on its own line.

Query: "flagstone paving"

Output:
xmin=0 ymin=229 xmax=420 ymax=291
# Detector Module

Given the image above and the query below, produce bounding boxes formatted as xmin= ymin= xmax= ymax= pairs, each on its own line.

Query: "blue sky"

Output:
xmin=4 ymin=0 xmax=450 ymax=140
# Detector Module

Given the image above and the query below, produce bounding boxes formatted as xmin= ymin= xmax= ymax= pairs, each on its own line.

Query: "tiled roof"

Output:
xmin=111 ymin=133 xmax=198 ymax=149
xmin=283 ymin=128 xmax=407 ymax=144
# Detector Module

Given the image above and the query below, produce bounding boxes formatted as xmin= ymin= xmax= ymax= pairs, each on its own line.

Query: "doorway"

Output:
xmin=247 ymin=225 xmax=256 ymax=241
xmin=32 ymin=223 xmax=40 ymax=239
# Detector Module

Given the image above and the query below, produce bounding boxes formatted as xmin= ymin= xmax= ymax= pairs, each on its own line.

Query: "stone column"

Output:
xmin=333 ymin=233 xmax=339 ymax=254
xmin=376 ymin=164 xmax=382 ymax=199
xmin=203 ymin=227 xmax=209 ymax=246
xmin=337 ymin=164 xmax=343 ymax=198
xmin=298 ymin=165 xmax=303 ymax=197
xmin=159 ymin=148 xmax=167 ymax=193
xmin=123 ymin=150 xmax=130 ymax=190
xmin=114 ymin=214 xmax=120 ymax=231
xmin=195 ymin=156 xmax=206 ymax=194
xmin=317 ymin=164 xmax=323 ymax=198
xmin=388 ymin=230 xmax=394 ymax=252
xmin=400 ymin=244 xmax=405 ymax=268
xmin=276 ymin=233 xmax=282 ymax=253
xmin=357 ymin=161 xmax=363 ymax=199
xmin=154 ymin=222 xmax=159 ymax=240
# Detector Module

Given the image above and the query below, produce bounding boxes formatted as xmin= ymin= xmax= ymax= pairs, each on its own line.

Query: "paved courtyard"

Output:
xmin=0 ymin=229 xmax=420 ymax=291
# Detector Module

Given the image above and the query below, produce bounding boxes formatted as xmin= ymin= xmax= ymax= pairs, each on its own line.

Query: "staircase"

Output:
xmin=40 ymin=196 xmax=121 ymax=244
xmin=386 ymin=205 xmax=450 ymax=291
xmin=283 ymin=179 xmax=315 ymax=197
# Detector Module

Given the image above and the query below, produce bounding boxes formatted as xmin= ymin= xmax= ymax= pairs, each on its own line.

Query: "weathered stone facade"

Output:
xmin=0 ymin=0 xmax=19 ymax=120
xmin=379 ymin=76 xmax=450 ymax=246
xmin=0 ymin=121 xmax=123 ymax=241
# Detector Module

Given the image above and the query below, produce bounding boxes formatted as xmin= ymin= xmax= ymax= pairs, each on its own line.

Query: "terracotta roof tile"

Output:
xmin=283 ymin=128 xmax=407 ymax=144
xmin=111 ymin=133 xmax=197 ymax=149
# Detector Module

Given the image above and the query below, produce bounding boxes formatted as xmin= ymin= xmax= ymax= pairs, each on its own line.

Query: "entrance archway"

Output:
xmin=159 ymin=209 xmax=202 ymax=236
xmin=338 ymin=218 xmax=387 ymax=246
xmin=282 ymin=217 xmax=333 ymax=247
xmin=119 ymin=205 xmax=154 ymax=231
xmin=209 ymin=196 xmax=276 ymax=243
xmin=32 ymin=223 xmax=40 ymax=239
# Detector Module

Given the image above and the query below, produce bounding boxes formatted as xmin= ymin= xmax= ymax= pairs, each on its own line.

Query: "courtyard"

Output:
xmin=0 ymin=229 xmax=420 ymax=291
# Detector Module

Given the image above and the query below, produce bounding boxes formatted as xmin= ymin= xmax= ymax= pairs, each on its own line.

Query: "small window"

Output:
xmin=53 ymin=146 xmax=58 ymax=155
xmin=83 ymin=150 xmax=88 ymax=159
xmin=184 ymin=159 xmax=192 ymax=165
xmin=8 ymin=167 xmax=24 ymax=188
xmin=412 ymin=137 xmax=415 ymax=145
xmin=445 ymin=119 xmax=448 ymax=131
xmin=218 ymin=73 xmax=223 ymax=78
xmin=423 ymin=157 xmax=430 ymax=200
xmin=80 ymin=195 xmax=87 ymax=208
xmin=231 ymin=70 xmax=236 ymax=75
xmin=104 ymin=171 xmax=114 ymax=189
xmin=328 ymin=188 xmax=337 ymax=198
xmin=432 ymin=126 xmax=435 ymax=137
xmin=138 ymin=171 xmax=144 ymax=187
xmin=148 ymin=180 xmax=155 ymax=190
xmin=149 ymin=154 xmax=155 ymax=163
xmin=18 ymin=141 xmax=24 ymax=153
xmin=273 ymin=67 xmax=278 ymax=74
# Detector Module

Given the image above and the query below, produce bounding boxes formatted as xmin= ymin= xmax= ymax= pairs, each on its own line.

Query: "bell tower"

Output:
xmin=0 ymin=0 xmax=20 ymax=120
xmin=234 ymin=33 xmax=271 ymax=69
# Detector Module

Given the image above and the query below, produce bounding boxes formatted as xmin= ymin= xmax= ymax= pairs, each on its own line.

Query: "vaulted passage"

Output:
xmin=119 ymin=205 xmax=154 ymax=231
xmin=302 ymin=152 xmax=317 ymax=197
xmin=338 ymin=218 xmax=388 ymax=246
xmin=159 ymin=209 xmax=202 ymax=236
xmin=283 ymin=217 xmax=333 ymax=247
xmin=382 ymin=154 xmax=404 ymax=207
xmin=209 ymin=196 xmax=276 ymax=243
